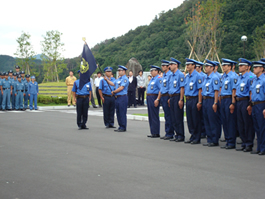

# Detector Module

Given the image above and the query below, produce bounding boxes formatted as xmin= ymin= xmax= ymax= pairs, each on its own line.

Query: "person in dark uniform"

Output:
xmin=146 ymin=65 xmax=162 ymax=138
xmin=104 ymin=65 xmax=129 ymax=132
xmin=72 ymin=71 xmax=92 ymax=130
xmin=201 ymin=60 xmax=221 ymax=147
xmin=0 ymin=72 xmax=3 ymax=110
xmin=184 ymin=58 xmax=203 ymax=144
xmin=1 ymin=72 xmax=12 ymax=111
xmin=99 ymin=67 xmax=116 ymax=128
xmin=15 ymin=65 xmax=20 ymax=74
xmin=156 ymin=60 xmax=174 ymax=140
xmin=168 ymin=57 xmax=185 ymax=142
xmin=219 ymin=58 xmax=237 ymax=149
xmin=247 ymin=61 xmax=265 ymax=155
xmin=235 ymin=58 xmax=255 ymax=152
xmin=24 ymin=75 xmax=30 ymax=109
xmin=127 ymin=70 xmax=137 ymax=108
xmin=14 ymin=75 xmax=26 ymax=111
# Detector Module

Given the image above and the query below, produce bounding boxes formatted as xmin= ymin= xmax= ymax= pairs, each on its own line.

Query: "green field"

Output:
xmin=39 ymin=82 xmax=67 ymax=96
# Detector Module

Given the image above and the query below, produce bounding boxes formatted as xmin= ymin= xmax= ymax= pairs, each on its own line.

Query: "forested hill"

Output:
xmin=91 ymin=0 xmax=265 ymax=71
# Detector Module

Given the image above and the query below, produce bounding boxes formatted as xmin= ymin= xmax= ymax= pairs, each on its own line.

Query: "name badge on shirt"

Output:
xmin=189 ymin=82 xmax=194 ymax=90
xmin=240 ymin=82 xmax=245 ymax=92
xmin=86 ymin=84 xmax=90 ymax=91
xmin=117 ymin=81 xmax=121 ymax=87
xmin=206 ymin=82 xmax=210 ymax=92
xmin=173 ymin=80 xmax=177 ymax=88
xmin=151 ymin=81 xmax=155 ymax=90
xmin=163 ymin=79 xmax=167 ymax=87
xmin=256 ymin=84 xmax=261 ymax=94
xmin=224 ymin=80 xmax=229 ymax=90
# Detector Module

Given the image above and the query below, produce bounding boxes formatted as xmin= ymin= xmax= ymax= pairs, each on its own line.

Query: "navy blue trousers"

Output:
xmin=11 ymin=89 xmax=16 ymax=109
xmin=220 ymin=98 xmax=236 ymax=146
xmin=160 ymin=95 xmax=174 ymax=137
xmin=252 ymin=103 xmax=265 ymax=152
xmin=115 ymin=95 xmax=128 ymax=130
xmin=186 ymin=97 xmax=201 ymax=142
xmin=76 ymin=97 xmax=89 ymax=128
xmin=147 ymin=95 xmax=160 ymax=135
xmin=201 ymin=100 xmax=206 ymax=136
xmin=103 ymin=95 xmax=115 ymax=127
xmin=170 ymin=95 xmax=185 ymax=139
xmin=203 ymin=98 xmax=221 ymax=144
xmin=237 ymin=99 xmax=255 ymax=148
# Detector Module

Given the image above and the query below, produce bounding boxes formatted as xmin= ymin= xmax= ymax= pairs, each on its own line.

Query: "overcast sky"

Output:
xmin=0 ymin=0 xmax=184 ymax=58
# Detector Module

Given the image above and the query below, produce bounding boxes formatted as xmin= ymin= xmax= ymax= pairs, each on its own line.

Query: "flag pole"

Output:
xmin=82 ymin=37 xmax=113 ymax=92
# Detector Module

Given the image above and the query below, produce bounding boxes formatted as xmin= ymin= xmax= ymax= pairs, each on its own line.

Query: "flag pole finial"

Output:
xmin=82 ymin=37 xmax=86 ymax=43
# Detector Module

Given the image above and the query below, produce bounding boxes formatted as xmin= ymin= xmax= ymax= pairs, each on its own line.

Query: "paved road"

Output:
xmin=0 ymin=109 xmax=264 ymax=199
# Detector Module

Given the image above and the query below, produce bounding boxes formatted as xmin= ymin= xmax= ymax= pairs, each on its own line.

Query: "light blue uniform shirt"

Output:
xmin=72 ymin=79 xmax=91 ymax=95
xmin=14 ymin=81 xmax=25 ymax=94
xmin=202 ymin=72 xmax=220 ymax=97
xmin=236 ymin=72 xmax=252 ymax=97
xmin=160 ymin=70 xmax=172 ymax=94
xmin=250 ymin=73 xmax=265 ymax=102
xmin=220 ymin=71 xmax=237 ymax=96
xmin=24 ymin=80 xmax=30 ymax=91
xmin=169 ymin=70 xmax=185 ymax=94
xmin=147 ymin=75 xmax=161 ymax=94
xmin=1 ymin=79 xmax=12 ymax=89
xmin=184 ymin=70 xmax=203 ymax=96
xmin=28 ymin=81 xmax=39 ymax=94
xmin=99 ymin=77 xmax=115 ymax=95
xmin=114 ymin=75 xmax=129 ymax=96
xmin=199 ymin=71 xmax=207 ymax=81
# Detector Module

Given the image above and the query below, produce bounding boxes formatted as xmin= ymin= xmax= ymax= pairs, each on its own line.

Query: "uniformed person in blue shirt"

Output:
xmin=201 ymin=60 xmax=221 ymax=147
xmin=168 ymin=57 xmax=185 ymax=142
xmin=21 ymin=71 xmax=26 ymax=83
xmin=247 ymin=61 xmax=265 ymax=155
xmin=235 ymin=58 xmax=255 ymax=152
xmin=146 ymin=65 xmax=162 ymax=138
xmin=104 ymin=65 xmax=129 ymax=132
xmin=15 ymin=65 xmax=20 ymax=74
xmin=155 ymin=60 xmax=174 ymax=140
xmin=11 ymin=72 xmax=18 ymax=110
xmin=219 ymin=58 xmax=237 ymax=149
xmin=184 ymin=58 xmax=203 ymax=144
xmin=28 ymin=76 xmax=39 ymax=110
xmin=0 ymin=72 xmax=3 ymax=110
xmin=72 ymin=71 xmax=92 ymax=130
xmin=14 ymin=75 xmax=26 ymax=111
xmin=0 ymin=72 xmax=13 ymax=111
xmin=24 ymin=75 xmax=30 ymax=109
xmin=195 ymin=61 xmax=207 ymax=138
xmin=99 ymin=67 xmax=116 ymax=128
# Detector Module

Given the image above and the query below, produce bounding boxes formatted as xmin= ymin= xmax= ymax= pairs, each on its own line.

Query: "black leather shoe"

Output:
xmin=169 ymin=138 xmax=177 ymax=141
xmin=108 ymin=126 xmax=116 ymax=128
xmin=160 ymin=136 xmax=166 ymax=139
xmin=116 ymin=129 xmax=126 ymax=132
xmin=175 ymin=139 xmax=184 ymax=142
xmin=226 ymin=146 xmax=235 ymax=149
xmin=220 ymin=139 xmax=226 ymax=142
xmin=105 ymin=126 xmax=110 ymax=128
xmin=243 ymin=147 xmax=252 ymax=152
xmin=93 ymin=105 xmax=98 ymax=108
xmin=220 ymin=145 xmax=227 ymax=149
xmin=134 ymin=106 xmax=137 ymax=108
xmin=147 ymin=134 xmax=160 ymax=138
xmin=208 ymin=143 xmax=219 ymax=147
xmin=191 ymin=141 xmax=201 ymax=144
xmin=82 ymin=127 xmax=89 ymax=130
xmin=236 ymin=147 xmax=245 ymax=151
xmin=201 ymin=135 xmax=206 ymax=139
xmin=127 ymin=106 xmax=131 ymax=108
xmin=164 ymin=136 xmax=173 ymax=140
xmin=258 ymin=151 xmax=265 ymax=155
xmin=251 ymin=151 xmax=260 ymax=154
xmin=237 ymin=141 xmax=242 ymax=144
xmin=203 ymin=143 xmax=209 ymax=146
xmin=184 ymin=140 xmax=192 ymax=144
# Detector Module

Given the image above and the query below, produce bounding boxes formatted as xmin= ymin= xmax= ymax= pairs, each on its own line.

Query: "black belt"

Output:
xmin=147 ymin=94 xmax=158 ymax=96
xmin=203 ymin=96 xmax=213 ymax=100
xmin=2 ymin=88 xmax=10 ymax=90
xmin=236 ymin=97 xmax=249 ymax=101
xmin=251 ymin=101 xmax=265 ymax=106
xmin=186 ymin=96 xmax=197 ymax=100
xmin=169 ymin=93 xmax=180 ymax=98
xmin=220 ymin=95 xmax=232 ymax=100
xmin=76 ymin=95 xmax=89 ymax=98
xmin=103 ymin=94 xmax=113 ymax=97
xmin=115 ymin=94 xmax=127 ymax=98
xmin=161 ymin=93 xmax=169 ymax=97
xmin=17 ymin=90 xmax=24 ymax=92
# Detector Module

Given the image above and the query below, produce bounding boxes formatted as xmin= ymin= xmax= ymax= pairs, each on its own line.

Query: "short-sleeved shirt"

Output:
xmin=236 ymin=72 xmax=253 ymax=97
xmin=169 ymin=70 xmax=185 ymax=94
xmin=147 ymin=75 xmax=161 ymax=94
xmin=1 ymin=79 xmax=12 ymax=89
xmin=202 ymin=72 xmax=220 ymax=97
xmin=199 ymin=71 xmax=207 ymax=81
xmin=24 ymin=81 xmax=30 ymax=91
xmin=72 ymin=79 xmax=92 ymax=95
xmin=15 ymin=81 xmax=25 ymax=93
xmin=114 ymin=75 xmax=129 ymax=96
xmin=220 ymin=71 xmax=237 ymax=96
xmin=99 ymin=77 xmax=115 ymax=95
xmin=160 ymin=70 xmax=172 ymax=94
xmin=184 ymin=70 xmax=203 ymax=96
xmin=250 ymin=73 xmax=265 ymax=102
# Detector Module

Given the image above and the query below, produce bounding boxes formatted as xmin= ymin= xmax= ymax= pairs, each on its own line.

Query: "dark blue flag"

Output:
xmin=79 ymin=44 xmax=97 ymax=89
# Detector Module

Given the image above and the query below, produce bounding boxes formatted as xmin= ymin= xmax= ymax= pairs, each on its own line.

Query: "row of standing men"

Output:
xmin=0 ymin=66 xmax=39 ymax=111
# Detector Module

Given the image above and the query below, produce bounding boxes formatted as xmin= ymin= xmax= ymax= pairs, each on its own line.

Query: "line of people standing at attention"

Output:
xmin=0 ymin=65 xmax=39 ymax=111
xmin=146 ymin=57 xmax=265 ymax=156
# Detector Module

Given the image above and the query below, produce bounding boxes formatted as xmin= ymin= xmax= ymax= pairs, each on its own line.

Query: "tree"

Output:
xmin=41 ymin=30 xmax=66 ymax=82
xmin=252 ymin=25 xmax=265 ymax=59
xmin=14 ymin=32 xmax=36 ymax=74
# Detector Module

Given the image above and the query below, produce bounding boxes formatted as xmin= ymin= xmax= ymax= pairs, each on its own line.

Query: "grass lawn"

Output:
xmin=39 ymin=82 xmax=66 ymax=87
xmin=133 ymin=112 xmax=186 ymax=117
